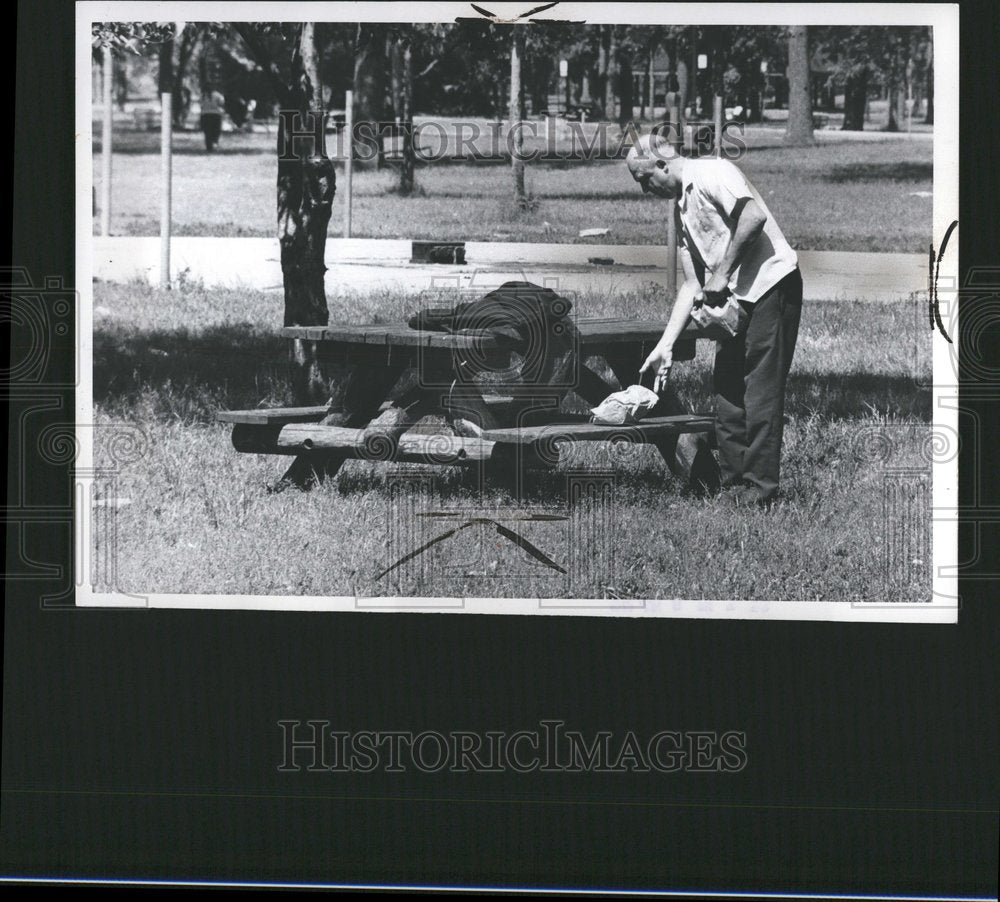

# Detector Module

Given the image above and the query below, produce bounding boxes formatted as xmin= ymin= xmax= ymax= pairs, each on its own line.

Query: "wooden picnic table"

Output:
xmin=218 ymin=317 xmax=719 ymax=490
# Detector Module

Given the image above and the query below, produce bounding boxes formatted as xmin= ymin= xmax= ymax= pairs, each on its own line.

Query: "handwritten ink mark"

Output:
xmin=930 ymin=219 xmax=957 ymax=343
xmin=376 ymin=514 xmax=568 ymax=580
xmin=470 ymin=2 xmax=561 ymax=24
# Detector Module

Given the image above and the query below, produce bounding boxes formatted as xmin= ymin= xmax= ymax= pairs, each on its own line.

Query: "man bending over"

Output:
xmin=627 ymin=133 xmax=803 ymax=506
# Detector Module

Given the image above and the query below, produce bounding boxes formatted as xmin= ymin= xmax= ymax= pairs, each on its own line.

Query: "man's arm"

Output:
xmin=703 ymin=197 xmax=767 ymax=294
xmin=662 ymin=244 xmax=701 ymax=350
xmin=640 ymin=245 xmax=701 ymax=392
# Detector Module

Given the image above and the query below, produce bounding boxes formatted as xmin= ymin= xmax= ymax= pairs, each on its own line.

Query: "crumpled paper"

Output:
xmin=690 ymin=295 xmax=748 ymax=339
xmin=590 ymin=384 xmax=660 ymax=425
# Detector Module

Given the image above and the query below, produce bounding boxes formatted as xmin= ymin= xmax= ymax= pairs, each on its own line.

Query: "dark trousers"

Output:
xmin=200 ymin=113 xmax=222 ymax=150
xmin=713 ymin=268 xmax=803 ymax=501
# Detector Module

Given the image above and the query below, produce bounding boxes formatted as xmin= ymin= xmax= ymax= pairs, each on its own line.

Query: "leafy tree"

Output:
xmin=816 ymin=26 xmax=930 ymax=132
xmin=95 ymin=22 xmax=336 ymax=400
xmin=719 ymin=25 xmax=784 ymax=123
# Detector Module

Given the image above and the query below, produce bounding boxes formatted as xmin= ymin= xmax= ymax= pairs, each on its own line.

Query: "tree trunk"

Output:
xmin=884 ymin=30 xmax=903 ymax=132
xmin=895 ymin=84 xmax=908 ymax=131
xmin=899 ymin=30 xmax=913 ymax=128
xmin=842 ymin=69 xmax=867 ymax=130
xmin=596 ymin=26 xmax=608 ymax=118
xmin=689 ymin=28 xmax=699 ymax=116
xmin=197 ymin=46 xmax=209 ymax=96
xmin=353 ymin=24 xmax=387 ymax=168
xmin=646 ymin=41 xmax=655 ymax=116
xmin=114 ymin=53 xmax=128 ymax=109
xmin=785 ymin=25 xmax=814 ymax=145
xmin=884 ymin=77 xmax=900 ymax=131
xmin=399 ymin=37 xmax=415 ymax=195
xmin=278 ymin=23 xmax=336 ymax=401
xmin=529 ymin=53 xmax=550 ymax=116
xmin=172 ymin=27 xmax=197 ymax=128
xmin=676 ymin=53 xmax=689 ymax=123
xmin=743 ymin=59 xmax=763 ymax=122
xmin=605 ymin=26 xmax=619 ymax=122
xmin=710 ymin=27 xmax=725 ymax=132
xmin=618 ymin=54 xmax=633 ymax=128
xmin=509 ymin=28 xmax=526 ymax=205
xmin=923 ymin=39 xmax=934 ymax=124
xmin=158 ymin=35 xmax=174 ymax=100
xmin=389 ymin=36 xmax=403 ymax=124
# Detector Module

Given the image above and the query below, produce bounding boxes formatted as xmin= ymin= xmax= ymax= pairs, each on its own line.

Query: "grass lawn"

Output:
xmin=93 ymin=126 xmax=933 ymax=251
xmin=92 ymin=279 xmax=932 ymax=603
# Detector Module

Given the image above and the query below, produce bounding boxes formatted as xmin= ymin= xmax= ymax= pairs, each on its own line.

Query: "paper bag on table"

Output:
xmin=590 ymin=384 xmax=660 ymax=426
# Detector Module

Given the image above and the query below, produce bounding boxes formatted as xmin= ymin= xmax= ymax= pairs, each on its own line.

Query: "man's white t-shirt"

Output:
xmin=676 ymin=158 xmax=798 ymax=304
xmin=201 ymin=91 xmax=225 ymax=116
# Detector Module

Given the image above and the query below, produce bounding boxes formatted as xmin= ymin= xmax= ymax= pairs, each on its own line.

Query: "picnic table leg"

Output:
xmin=277 ymin=362 xmax=405 ymax=489
xmin=276 ymin=452 xmax=348 ymax=491
xmin=601 ymin=356 xmax=721 ymax=494
xmin=649 ymin=391 xmax=721 ymax=494
xmin=443 ymin=385 xmax=560 ymax=494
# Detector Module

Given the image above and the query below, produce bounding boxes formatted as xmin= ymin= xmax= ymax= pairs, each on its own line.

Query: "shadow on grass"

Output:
xmin=93 ymin=134 xmax=276 ymax=156
xmin=94 ymin=144 xmax=276 ymax=157
xmin=94 ymin=322 xmax=932 ymax=425
xmin=429 ymin=189 xmax=647 ymax=201
xmin=94 ymin=323 xmax=295 ymax=421
xmin=334 ymin=458 xmax=682 ymax=503
xmin=825 ymin=161 xmax=932 ymax=182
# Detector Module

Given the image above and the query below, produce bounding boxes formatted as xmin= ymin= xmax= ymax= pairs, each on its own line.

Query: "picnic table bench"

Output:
xmin=218 ymin=317 xmax=720 ymax=490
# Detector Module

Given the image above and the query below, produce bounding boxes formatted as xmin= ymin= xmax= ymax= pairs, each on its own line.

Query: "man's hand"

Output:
xmin=640 ymin=344 xmax=673 ymax=394
xmin=701 ymin=270 xmax=731 ymax=299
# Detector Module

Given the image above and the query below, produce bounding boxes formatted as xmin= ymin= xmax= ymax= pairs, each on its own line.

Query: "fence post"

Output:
xmin=713 ymin=93 xmax=723 ymax=157
xmin=160 ymin=91 xmax=172 ymax=289
xmin=666 ymin=102 xmax=681 ymax=297
xmin=343 ymin=89 xmax=353 ymax=239
xmin=100 ymin=45 xmax=113 ymax=236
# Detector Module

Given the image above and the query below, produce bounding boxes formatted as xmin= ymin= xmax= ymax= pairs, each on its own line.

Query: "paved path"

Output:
xmin=91 ymin=237 xmax=927 ymax=302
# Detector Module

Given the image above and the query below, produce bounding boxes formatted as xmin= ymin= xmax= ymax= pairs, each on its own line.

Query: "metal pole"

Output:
xmin=669 ymin=103 xmax=682 ymax=152
xmin=714 ymin=93 xmax=723 ymax=157
xmin=160 ymin=91 xmax=172 ymax=289
xmin=100 ymin=45 xmax=113 ymax=236
xmin=666 ymin=101 xmax=681 ymax=297
xmin=666 ymin=200 xmax=678 ymax=298
xmin=689 ymin=31 xmax=697 ymax=118
xmin=343 ymin=89 xmax=353 ymax=239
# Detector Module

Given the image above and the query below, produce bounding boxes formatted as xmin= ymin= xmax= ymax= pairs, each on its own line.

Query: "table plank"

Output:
xmin=283 ymin=318 xmax=704 ymax=348
xmin=217 ymin=406 xmax=329 ymax=425
xmin=480 ymin=414 xmax=716 ymax=445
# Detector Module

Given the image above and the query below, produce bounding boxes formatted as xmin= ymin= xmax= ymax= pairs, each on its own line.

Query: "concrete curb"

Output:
xmin=91 ymin=236 xmax=927 ymax=302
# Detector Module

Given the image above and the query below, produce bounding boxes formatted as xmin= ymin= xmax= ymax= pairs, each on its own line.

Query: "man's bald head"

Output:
xmin=626 ymin=132 xmax=677 ymax=170
xmin=626 ymin=132 xmax=684 ymax=198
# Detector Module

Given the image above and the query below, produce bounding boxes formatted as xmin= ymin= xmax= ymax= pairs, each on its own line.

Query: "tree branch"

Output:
xmin=231 ymin=23 xmax=290 ymax=103
xmin=416 ymin=57 xmax=439 ymax=79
